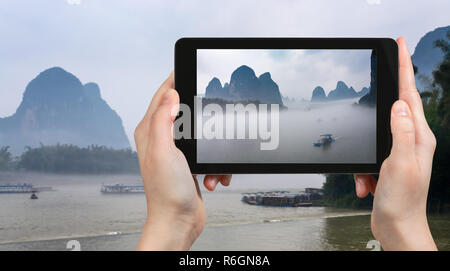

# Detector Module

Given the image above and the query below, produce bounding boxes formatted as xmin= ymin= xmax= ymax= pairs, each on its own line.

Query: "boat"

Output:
xmin=313 ymin=133 xmax=335 ymax=147
xmin=100 ymin=183 xmax=145 ymax=194
xmin=0 ymin=184 xmax=34 ymax=193
xmin=0 ymin=183 xmax=52 ymax=193
xmin=241 ymin=189 xmax=323 ymax=207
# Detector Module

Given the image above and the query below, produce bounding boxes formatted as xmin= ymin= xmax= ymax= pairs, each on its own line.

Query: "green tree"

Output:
xmin=0 ymin=146 xmax=12 ymax=170
xmin=18 ymin=144 xmax=139 ymax=174
xmin=322 ymin=31 xmax=450 ymax=212
xmin=323 ymin=174 xmax=373 ymax=209
xmin=424 ymin=30 xmax=450 ymax=212
xmin=322 ymin=32 xmax=450 ymax=211
xmin=433 ymin=31 xmax=450 ymax=126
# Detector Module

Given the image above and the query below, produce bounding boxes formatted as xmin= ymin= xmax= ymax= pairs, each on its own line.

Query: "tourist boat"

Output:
xmin=241 ymin=189 xmax=323 ymax=207
xmin=0 ymin=184 xmax=34 ymax=193
xmin=0 ymin=183 xmax=52 ymax=193
xmin=313 ymin=134 xmax=335 ymax=147
xmin=100 ymin=183 xmax=145 ymax=193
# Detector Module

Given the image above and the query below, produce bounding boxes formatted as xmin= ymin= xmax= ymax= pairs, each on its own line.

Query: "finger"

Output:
xmin=147 ymin=88 xmax=180 ymax=151
xmin=193 ymin=175 xmax=203 ymax=200
xmin=368 ymin=176 xmax=377 ymax=195
xmin=354 ymin=174 xmax=371 ymax=198
xmin=397 ymin=37 xmax=432 ymax=146
xmin=203 ymin=175 xmax=220 ymax=191
xmin=142 ymin=72 xmax=175 ymax=125
xmin=135 ymin=72 xmax=174 ymax=155
xmin=390 ymin=100 xmax=416 ymax=157
xmin=354 ymin=174 xmax=377 ymax=198
xmin=218 ymin=175 xmax=232 ymax=187
xmin=397 ymin=37 xmax=417 ymax=93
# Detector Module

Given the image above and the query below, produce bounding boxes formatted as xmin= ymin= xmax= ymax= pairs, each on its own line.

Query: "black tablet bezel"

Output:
xmin=174 ymin=38 xmax=398 ymax=174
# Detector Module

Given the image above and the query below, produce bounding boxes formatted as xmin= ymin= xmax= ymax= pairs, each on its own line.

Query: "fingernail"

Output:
xmin=208 ymin=179 xmax=216 ymax=191
xmin=394 ymin=101 xmax=410 ymax=117
xmin=161 ymin=91 xmax=172 ymax=104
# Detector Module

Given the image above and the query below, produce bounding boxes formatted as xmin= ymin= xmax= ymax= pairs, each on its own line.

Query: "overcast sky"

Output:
xmin=197 ymin=49 xmax=372 ymax=98
xmin=1 ymin=0 xmax=449 ymax=150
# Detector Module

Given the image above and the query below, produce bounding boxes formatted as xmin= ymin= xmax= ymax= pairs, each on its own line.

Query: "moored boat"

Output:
xmin=100 ymin=183 xmax=145 ymax=193
xmin=0 ymin=184 xmax=52 ymax=193
xmin=241 ymin=188 xmax=323 ymax=207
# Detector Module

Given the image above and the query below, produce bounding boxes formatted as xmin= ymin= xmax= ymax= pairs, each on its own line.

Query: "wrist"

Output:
xmin=374 ymin=215 xmax=437 ymax=251
xmin=137 ymin=213 xmax=201 ymax=251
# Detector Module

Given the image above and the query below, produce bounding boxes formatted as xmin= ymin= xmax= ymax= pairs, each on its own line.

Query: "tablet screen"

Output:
xmin=196 ymin=49 xmax=376 ymax=164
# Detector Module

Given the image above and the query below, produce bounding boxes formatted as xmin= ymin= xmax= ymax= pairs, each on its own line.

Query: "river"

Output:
xmin=198 ymin=98 xmax=376 ymax=164
xmin=0 ymin=172 xmax=448 ymax=250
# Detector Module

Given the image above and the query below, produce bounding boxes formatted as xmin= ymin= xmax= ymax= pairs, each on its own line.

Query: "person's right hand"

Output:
xmin=354 ymin=37 xmax=437 ymax=251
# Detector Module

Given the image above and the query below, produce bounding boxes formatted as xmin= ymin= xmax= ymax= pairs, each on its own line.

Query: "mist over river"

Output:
xmin=198 ymin=98 xmax=376 ymax=163
xmin=0 ymin=172 xmax=449 ymax=250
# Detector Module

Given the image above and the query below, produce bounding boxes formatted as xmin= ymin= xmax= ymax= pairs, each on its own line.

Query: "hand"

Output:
xmin=134 ymin=73 xmax=231 ymax=250
xmin=354 ymin=38 xmax=437 ymax=250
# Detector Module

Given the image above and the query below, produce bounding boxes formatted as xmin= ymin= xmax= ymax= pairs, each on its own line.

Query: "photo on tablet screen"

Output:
xmin=196 ymin=49 xmax=376 ymax=164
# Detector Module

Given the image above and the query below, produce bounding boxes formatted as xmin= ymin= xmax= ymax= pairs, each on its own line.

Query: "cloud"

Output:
xmin=1 ymin=0 xmax=449 ymax=149
xmin=67 ymin=0 xmax=81 ymax=5
xmin=367 ymin=0 xmax=381 ymax=5
xmin=197 ymin=49 xmax=372 ymax=99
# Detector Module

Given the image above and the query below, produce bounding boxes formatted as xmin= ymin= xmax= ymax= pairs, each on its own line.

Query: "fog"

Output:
xmin=198 ymin=98 xmax=376 ymax=163
xmin=0 ymin=171 xmax=325 ymax=243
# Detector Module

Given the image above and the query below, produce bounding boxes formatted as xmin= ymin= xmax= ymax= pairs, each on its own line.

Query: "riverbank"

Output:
xmin=1 ymin=214 xmax=449 ymax=251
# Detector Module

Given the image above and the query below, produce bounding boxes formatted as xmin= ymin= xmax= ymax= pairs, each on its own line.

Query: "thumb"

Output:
xmin=148 ymin=88 xmax=180 ymax=150
xmin=390 ymin=100 xmax=415 ymax=157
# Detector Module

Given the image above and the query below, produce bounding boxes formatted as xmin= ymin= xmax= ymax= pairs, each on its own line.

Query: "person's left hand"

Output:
xmin=135 ymin=72 xmax=231 ymax=250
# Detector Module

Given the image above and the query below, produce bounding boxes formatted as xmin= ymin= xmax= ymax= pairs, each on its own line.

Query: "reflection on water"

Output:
xmin=322 ymin=215 xmax=373 ymax=250
xmin=198 ymin=98 xmax=376 ymax=163
xmin=0 ymin=172 xmax=448 ymax=251
xmin=322 ymin=214 xmax=450 ymax=251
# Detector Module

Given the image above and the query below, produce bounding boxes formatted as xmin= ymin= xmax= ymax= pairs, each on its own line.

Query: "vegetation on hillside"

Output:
xmin=423 ymin=31 xmax=450 ymax=213
xmin=322 ymin=174 xmax=373 ymax=209
xmin=0 ymin=146 xmax=12 ymax=170
xmin=0 ymin=144 xmax=139 ymax=174
xmin=323 ymin=31 xmax=450 ymax=213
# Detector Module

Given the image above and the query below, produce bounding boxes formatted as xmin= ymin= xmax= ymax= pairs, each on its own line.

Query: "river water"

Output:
xmin=198 ymin=98 xmax=376 ymax=164
xmin=0 ymin=172 xmax=448 ymax=251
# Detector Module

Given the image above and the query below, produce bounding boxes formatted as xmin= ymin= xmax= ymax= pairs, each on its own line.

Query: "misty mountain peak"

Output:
xmin=0 ymin=67 xmax=130 ymax=154
xmin=37 ymin=66 xmax=74 ymax=78
xmin=336 ymin=81 xmax=348 ymax=89
xmin=311 ymin=86 xmax=326 ymax=102
xmin=83 ymin=82 xmax=102 ymax=101
xmin=23 ymin=66 xmax=83 ymax=104
xmin=230 ymin=65 xmax=257 ymax=82
xmin=412 ymin=25 xmax=450 ymax=91
xmin=327 ymin=80 xmax=357 ymax=100
xmin=208 ymin=77 xmax=222 ymax=88
xmin=28 ymin=66 xmax=81 ymax=88
xmin=205 ymin=65 xmax=284 ymax=106
xmin=259 ymin=72 xmax=272 ymax=81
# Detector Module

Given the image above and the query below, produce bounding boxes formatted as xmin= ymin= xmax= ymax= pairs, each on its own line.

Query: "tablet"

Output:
xmin=174 ymin=38 xmax=398 ymax=173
